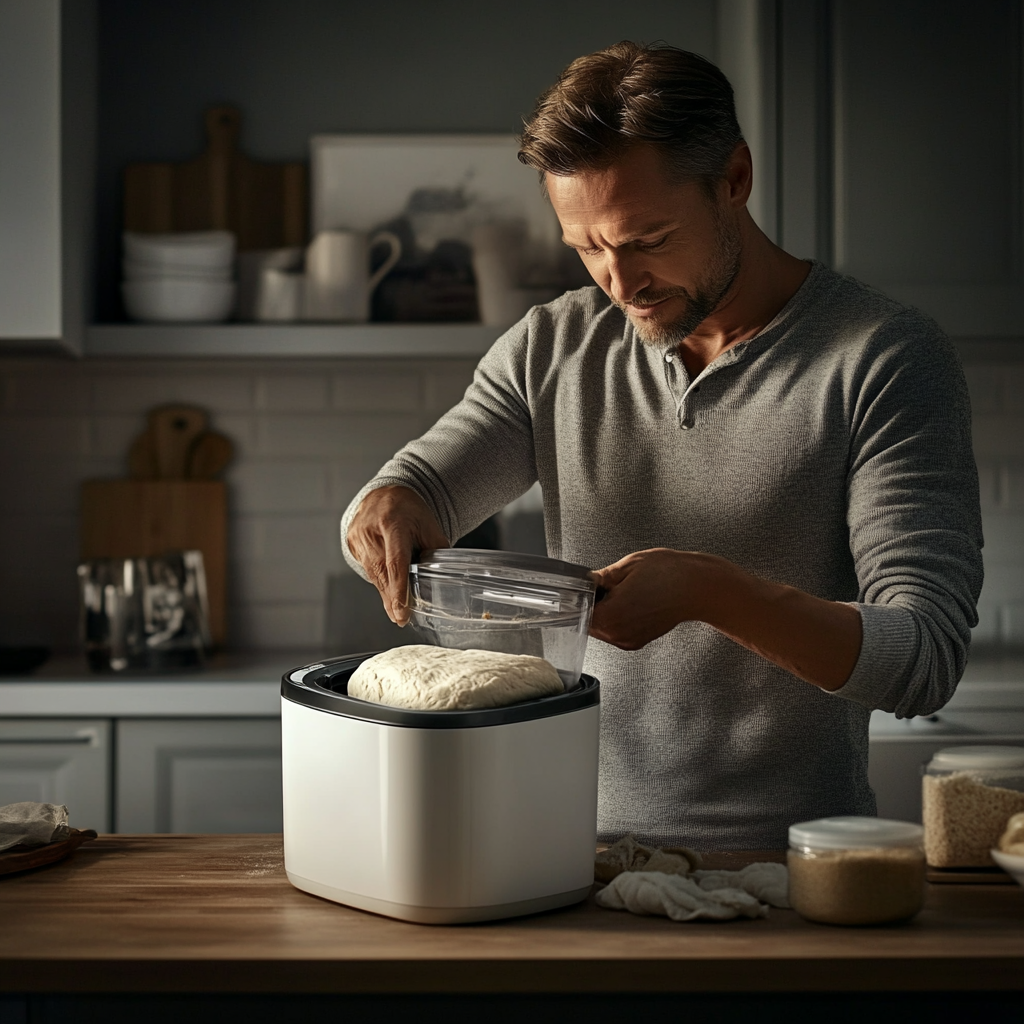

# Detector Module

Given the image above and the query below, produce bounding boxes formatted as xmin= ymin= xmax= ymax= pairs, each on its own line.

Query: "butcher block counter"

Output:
xmin=1 ymin=834 xmax=1022 ymax=1002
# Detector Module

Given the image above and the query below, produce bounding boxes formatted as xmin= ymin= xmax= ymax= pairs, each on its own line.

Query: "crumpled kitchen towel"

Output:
xmin=691 ymin=862 xmax=790 ymax=909
xmin=595 ymin=862 xmax=790 ymax=923
xmin=0 ymin=802 xmax=69 ymax=852
xmin=594 ymin=832 xmax=703 ymax=883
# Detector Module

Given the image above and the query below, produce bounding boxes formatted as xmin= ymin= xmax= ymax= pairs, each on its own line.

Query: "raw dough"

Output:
xmin=347 ymin=645 xmax=563 ymax=711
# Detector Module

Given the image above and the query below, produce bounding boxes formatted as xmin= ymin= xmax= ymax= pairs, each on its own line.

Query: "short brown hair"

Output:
xmin=518 ymin=41 xmax=742 ymax=185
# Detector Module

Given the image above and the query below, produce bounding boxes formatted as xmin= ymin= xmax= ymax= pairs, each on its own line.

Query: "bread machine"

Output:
xmin=281 ymin=549 xmax=601 ymax=924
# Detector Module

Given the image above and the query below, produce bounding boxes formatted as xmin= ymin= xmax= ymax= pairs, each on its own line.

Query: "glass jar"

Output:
xmin=922 ymin=745 xmax=1024 ymax=868
xmin=788 ymin=816 xmax=926 ymax=925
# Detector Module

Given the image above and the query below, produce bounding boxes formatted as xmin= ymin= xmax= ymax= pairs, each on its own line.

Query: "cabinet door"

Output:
xmin=0 ymin=0 xmax=94 ymax=354
xmin=0 ymin=719 xmax=111 ymax=831
xmin=115 ymin=719 xmax=282 ymax=833
xmin=778 ymin=0 xmax=1024 ymax=336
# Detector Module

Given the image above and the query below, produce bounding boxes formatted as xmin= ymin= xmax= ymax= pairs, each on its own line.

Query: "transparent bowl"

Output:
xmin=408 ymin=548 xmax=596 ymax=689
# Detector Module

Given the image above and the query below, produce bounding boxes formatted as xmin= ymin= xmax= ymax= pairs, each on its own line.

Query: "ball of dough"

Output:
xmin=347 ymin=645 xmax=563 ymax=711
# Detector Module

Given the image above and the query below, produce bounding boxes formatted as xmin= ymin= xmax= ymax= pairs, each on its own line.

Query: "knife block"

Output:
xmin=80 ymin=480 xmax=227 ymax=646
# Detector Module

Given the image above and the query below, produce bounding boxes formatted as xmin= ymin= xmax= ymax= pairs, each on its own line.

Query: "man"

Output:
xmin=343 ymin=42 xmax=983 ymax=849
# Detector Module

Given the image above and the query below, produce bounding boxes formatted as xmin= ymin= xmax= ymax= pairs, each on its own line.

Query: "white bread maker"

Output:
xmin=281 ymin=550 xmax=601 ymax=924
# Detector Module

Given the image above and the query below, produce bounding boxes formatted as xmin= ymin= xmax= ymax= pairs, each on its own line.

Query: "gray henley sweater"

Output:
xmin=341 ymin=260 xmax=984 ymax=850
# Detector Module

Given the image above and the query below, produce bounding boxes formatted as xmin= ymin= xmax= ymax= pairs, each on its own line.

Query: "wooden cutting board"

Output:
xmin=80 ymin=481 xmax=227 ymax=645
xmin=123 ymin=106 xmax=307 ymax=250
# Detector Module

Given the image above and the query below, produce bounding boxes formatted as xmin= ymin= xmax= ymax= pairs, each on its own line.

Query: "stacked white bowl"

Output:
xmin=122 ymin=231 xmax=237 ymax=322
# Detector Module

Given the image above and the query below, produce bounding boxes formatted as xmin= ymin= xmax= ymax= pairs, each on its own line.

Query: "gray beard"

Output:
xmin=618 ymin=218 xmax=743 ymax=350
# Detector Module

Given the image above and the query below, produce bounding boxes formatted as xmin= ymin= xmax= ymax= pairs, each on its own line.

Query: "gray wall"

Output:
xmin=94 ymin=0 xmax=717 ymax=318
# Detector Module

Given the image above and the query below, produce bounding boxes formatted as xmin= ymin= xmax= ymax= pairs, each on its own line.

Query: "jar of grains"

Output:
xmin=788 ymin=817 xmax=926 ymax=926
xmin=922 ymin=746 xmax=1024 ymax=868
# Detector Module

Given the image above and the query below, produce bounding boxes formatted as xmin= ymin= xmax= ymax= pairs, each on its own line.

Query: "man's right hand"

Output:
xmin=345 ymin=486 xmax=450 ymax=625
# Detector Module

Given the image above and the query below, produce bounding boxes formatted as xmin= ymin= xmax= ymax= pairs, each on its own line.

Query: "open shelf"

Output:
xmin=85 ymin=323 xmax=504 ymax=359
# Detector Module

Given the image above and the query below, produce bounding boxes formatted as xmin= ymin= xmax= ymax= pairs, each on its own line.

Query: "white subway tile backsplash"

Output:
xmin=977 ymin=463 xmax=1000 ymax=511
xmin=979 ymin=511 xmax=1024 ymax=561
xmin=972 ymin=413 xmax=1024 ymax=460
xmin=0 ymin=514 xmax=79 ymax=578
xmin=231 ymin=517 xmax=267 ymax=563
xmin=227 ymin=461 xmax=329 ymax=513
xmin=255 ymin=374 xmax=329 ymax=412
xmin=1003 ymin=464 xmax=1024 ymax=511
xmin=972 ymin=600 xmax=1001 ymax=644
xmin=0 ymin=416 xmax=91 ymax=459
xmin=231 ymin=559 xmax=328 ymax=603
xmin=331 ymin=372 xmax=421 ymax=413
xmin=258 ymin=514 xmax=342 ymax=563
xmin=8 ymin=374 xmax=92 ymax=413
xmin=228 ymin=602 xmax=323 ymax=650
xmin=0 ymin=458 xmax=120 ymax=514
xmin=92 ymin=374 xmax=254 ymax=413
xmin=964 ymin=365 xmax=1006 ymax=414
xmin=89 ymin=414 xmax=142 ymax=461
xmin=978 ymin=560 xmax=1024 ymax=603
xmin=1003 ymin=603 xmax=1024 ymax=644
xmin=424 ymin=363 xmax=476 ymax=414
xmin=209 ymin=414 xmax=255 ymax=459
xmin=2 ymin=352 xmax=1023 ymax=653
xmin=1003 ymin=367 xmax=1024 ymax=415
xmin=256 ymin=413 xmax=423 ymax=460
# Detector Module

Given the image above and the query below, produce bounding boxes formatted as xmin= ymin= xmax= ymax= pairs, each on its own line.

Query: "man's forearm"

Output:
xmin=589 ymin=549 xmax=863 ymax=691
xmin=697 ymin=557 xmax=862 ymax=691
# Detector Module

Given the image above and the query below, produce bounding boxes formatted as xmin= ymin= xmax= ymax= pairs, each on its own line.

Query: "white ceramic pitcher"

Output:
xmin=303 ymin=229 xmax=402 ymax=322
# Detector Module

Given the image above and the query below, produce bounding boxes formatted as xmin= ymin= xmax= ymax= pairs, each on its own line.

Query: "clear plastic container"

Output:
xmin=408 ymin=548 xmax=597 ymax=689
xmin=787 ymin=816 xmax=926 ymax=925
xmin=922 ymin=745 xmax=1024 ymax=868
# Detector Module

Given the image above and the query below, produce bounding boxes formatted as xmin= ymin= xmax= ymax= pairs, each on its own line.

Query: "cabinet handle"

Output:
xmin=0 ymin=736 xmax=95 ymax=745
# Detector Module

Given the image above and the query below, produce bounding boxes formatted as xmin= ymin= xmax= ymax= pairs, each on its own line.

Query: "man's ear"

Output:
xmin=724 ymin=143 xmax=753 ymax=209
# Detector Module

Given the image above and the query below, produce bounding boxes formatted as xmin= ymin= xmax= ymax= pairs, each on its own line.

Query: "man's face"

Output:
xmin=546 ymin=145 xmax=742 ymax=347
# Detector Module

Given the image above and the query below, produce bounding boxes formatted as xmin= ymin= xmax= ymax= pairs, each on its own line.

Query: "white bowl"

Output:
xmin=123 ymin=230 xmax=236 ymax=271
xmin=123 ymin=259 xmax=233 ymax=283
xmin=991 ymin=848 xmax=1024 ymax=888
xmin=123 ymin=279 xmax=236 ymax=322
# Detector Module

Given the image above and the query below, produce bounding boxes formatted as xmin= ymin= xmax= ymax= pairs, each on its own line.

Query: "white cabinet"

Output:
xmin=115 ymin=719 xmax=282 ymax=833
xmin=0 ymin=0 xmax=95 ymax=355
xmin=0 ymin=718 xmax=111 ymax=831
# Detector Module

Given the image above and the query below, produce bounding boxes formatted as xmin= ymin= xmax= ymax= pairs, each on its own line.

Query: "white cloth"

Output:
xmin=0 ymin=802 xmax=69 ymax=852
xmin=596 ymin=862 xmax=789 ymax=922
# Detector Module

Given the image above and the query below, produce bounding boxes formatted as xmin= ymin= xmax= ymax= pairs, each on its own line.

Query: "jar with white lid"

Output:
xmin=788 ymin=816 xmax=926 ymax=925
xmin=923 ymin=745 xmax=1024 ymax=868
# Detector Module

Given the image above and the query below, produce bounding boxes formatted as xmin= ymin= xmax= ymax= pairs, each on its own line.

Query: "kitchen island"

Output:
xmin=1 ymin=835 xmax=1022 ymax=1023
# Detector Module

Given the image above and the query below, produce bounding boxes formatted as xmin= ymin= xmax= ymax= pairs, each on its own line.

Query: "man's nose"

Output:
xmin=606 ymin=252 xmax=649 ymax=305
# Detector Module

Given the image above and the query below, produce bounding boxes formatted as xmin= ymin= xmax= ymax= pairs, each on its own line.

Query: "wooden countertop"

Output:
xmin=1 ymin=834 xmax=1022 ymax=995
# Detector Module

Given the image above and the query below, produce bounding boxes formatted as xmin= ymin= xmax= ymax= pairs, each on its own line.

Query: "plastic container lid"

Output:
xmin=412 ymin=548 xmax=595 ymax=592
xmin=789 ymin=816 xmax=924 ymax=851
xmin=927 ymin=745 xmax=1024 ymax=771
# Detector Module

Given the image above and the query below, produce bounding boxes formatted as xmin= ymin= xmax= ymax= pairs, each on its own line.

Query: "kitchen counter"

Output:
xmin=0 ymin=653 xmax=298 ymax=716
xmin=4 ymin=653 xmax=1023 ymax=721
xmin=1 ymin=834 xmax=1022 ymax=996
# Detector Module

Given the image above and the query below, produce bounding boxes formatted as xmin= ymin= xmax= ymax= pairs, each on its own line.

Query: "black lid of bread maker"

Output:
xmin=281 ymin=653 xmax=599 ymax=729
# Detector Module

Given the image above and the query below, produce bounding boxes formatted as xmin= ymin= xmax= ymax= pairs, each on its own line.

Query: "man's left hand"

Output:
xmin=589 ymin=548 xmax=699 ymax=649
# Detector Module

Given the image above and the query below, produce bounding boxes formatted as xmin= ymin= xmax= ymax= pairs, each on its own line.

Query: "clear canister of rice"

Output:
xmin=788 ymin=816 xmax=926 ymax=926
xmin=922 ymin=745 xmax=1024 ymax=868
